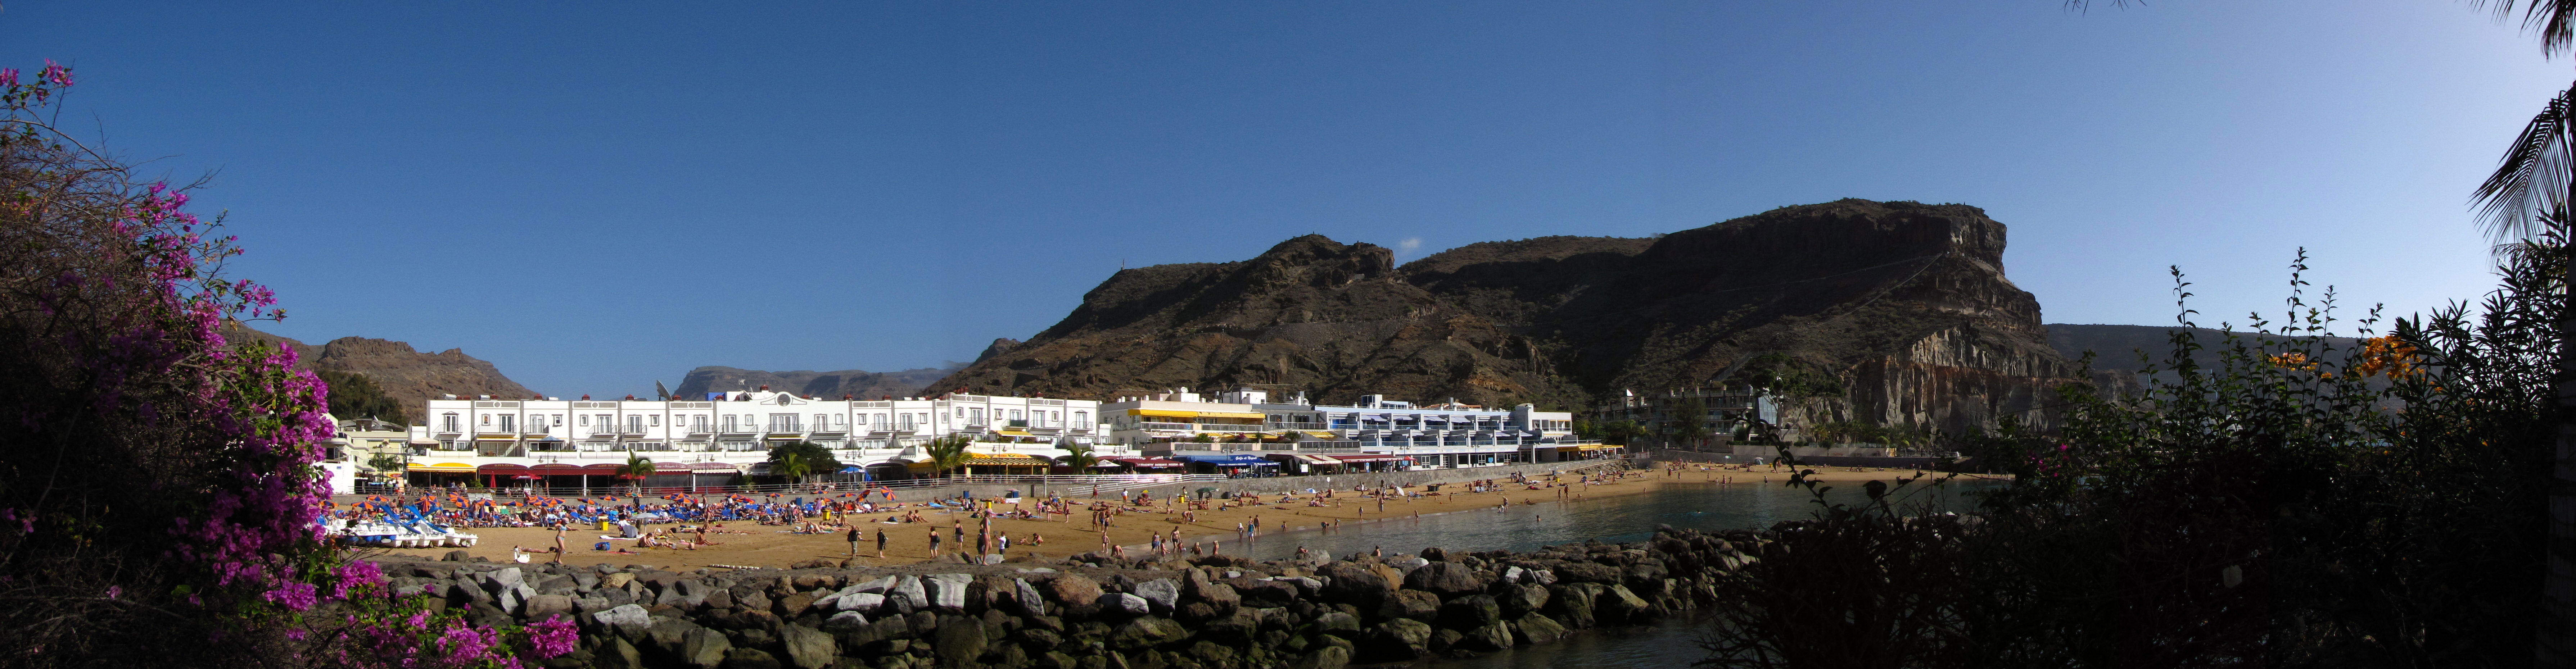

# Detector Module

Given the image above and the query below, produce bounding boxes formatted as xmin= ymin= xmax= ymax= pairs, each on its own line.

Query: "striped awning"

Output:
xmin=960 ymin=455 xmax=1048 ymax=466
xmin=1271 ymin=454 xmax=1339 ymax=465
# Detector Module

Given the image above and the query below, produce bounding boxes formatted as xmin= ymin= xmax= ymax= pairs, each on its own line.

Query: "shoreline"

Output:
xmin=367 ymin=465 xmax=2006 ymax=569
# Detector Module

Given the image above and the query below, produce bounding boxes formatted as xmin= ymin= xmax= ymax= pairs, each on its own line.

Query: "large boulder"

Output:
xmin=1016 ymin=578 xmax=1052 ymax=617
xmin=592 ymin=604 xmax=654 ymax=638
xmin=777 ymin=623 xmax=837 ymax=669
xmin=1376 ymin=590 xmax=1440 ymax=623
xmin=1401 ymin=562 xmax=1484 ymax=597
xmin=1454 ymin=620 xmax=1513 ymax=652
xmin=1132 ymin=579 xmax=1180 ymax=612
xmin=1362 ymin=619 xmax=1434 ymax=660
xmin=1437 ymin=595 xmax=1501 ymax=630
xmin=1290 ymin=645 xmax=1352 ymax=669
xmin=1511 ymin=613 xmax=1567 ymax=646
xmin=719 ymin=647 xmax=782 ymax=669
xmin=934 ymin=615 xmax=989 ymax=662
xmin=925 ymin=574 xmax=973 ymax=612
xmin=1111 ymin=593 xmax=1151 ymax=616
xmin=1546 ymin=583 xmax=1599 ymax=629
xmin=887 ymin=576 xmax=927 ymax=612
xmin=1049 ymin=574 xmax=1104 ymax=608
xmin=595 ymin=637 xmax=645 ymax=669
xmin=1599 ymin=584 xmax=1653 ymax=623
xmin=1309 ymin=611 xmax=1363 ymax=638
xmin=521 ymin=594 xmax=574 ymax=623
xmin=1552 ymin=562 xmax=1619 ymax=584
xmin=1497 ymin=583 xmax=1550 ymax=618
xmin=1111 ymin=617 xmax=1188 ymax=650
xmin=679 ymin=627 xmax=733 ymax=669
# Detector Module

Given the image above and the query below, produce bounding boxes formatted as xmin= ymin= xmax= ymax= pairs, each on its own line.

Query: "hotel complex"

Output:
xmin=399 ymin=386 xmax=1600 ymax=489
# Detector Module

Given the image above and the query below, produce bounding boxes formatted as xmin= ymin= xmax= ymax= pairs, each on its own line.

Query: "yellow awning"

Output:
xmin=1304 ymin=431 xmax=1339 ymax=438
xmin=995 ymin=429 xmax=1035 ymax=437
xmin=960 ymin=456 xmax=1049 ymax=466
xmin=408 ymin=462 xmax=477 ymax=473
xmin=1578 ymin=444 xmax=1621 ymax=451
xmin=1128 ymin=409 xmax=1265 ymax=420
xmin=963 ymin=452 xmax=1046 ymax=460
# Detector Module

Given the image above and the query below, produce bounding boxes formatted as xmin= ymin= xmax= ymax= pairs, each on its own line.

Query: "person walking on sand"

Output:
xmin=552 ymin=524 xmax=568 ymax=564
xmin=930 ymin=527 xmax=942 ymax=554
xmin=876 ymin=528 xmax=889 ymax=559
xmin=847 ymin=526 xmax=860 ymax=557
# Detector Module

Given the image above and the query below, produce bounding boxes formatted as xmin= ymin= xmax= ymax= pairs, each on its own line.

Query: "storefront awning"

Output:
xmin=1172 ymin=454 xmax=1273 ymax=466
xmin=1270 ymin=454 xmax=1339 ymax=465
xmin=475 ymin=464 xmax=527 ymax=474
xmin=1302 ymin=431 xmax=1339 ymax=439
xmin=1577 ymin=444 xmax=1622 ymax=451
xmin=958 ymin=454 xmax=1049 ymax=466
xmin=1328 ymin=454 xmax=1411 ymax=463
xmin=1111 ymin=457 xmax=1185 ymax=468
xmin=408 ymin=462 xmax=476 ymax=473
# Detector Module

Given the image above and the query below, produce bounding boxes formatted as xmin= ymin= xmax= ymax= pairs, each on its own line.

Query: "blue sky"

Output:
xmin=1 ymin=1 xmax=2562 ymax=397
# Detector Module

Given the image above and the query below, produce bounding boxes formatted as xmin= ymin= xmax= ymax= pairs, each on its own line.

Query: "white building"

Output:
xmin=1099 ymin=387 xmax=1594 ymax=471
xmin=404 ymin=389 xmax=1120 ymax=489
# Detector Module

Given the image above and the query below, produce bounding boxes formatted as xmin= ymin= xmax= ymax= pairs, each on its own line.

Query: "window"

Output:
xmin=970 ymin=408 xmax=984 ymax=425
xmin=1010 ymin=410 xmax=1023 ymax=421
xmin=650 ymin=415 xmax=660 ymax=427
xmin=723 ymin=415 xmax=738 ymax=432
xmin=814 ymin=413 xmax=828 ymax=429
xmin=692 ymin=415 xmax=707 ymax=432
xmin=552 ymin=414 xmax=563 ymax=426
xmin=498 ymin=415 xmax=515 ymax=432
xmin=1073 ymin=411 xmax=1088 ymax=428
xmin=578 ymin=415 xmax=589 ymax=426
xmin=442 ymin=414 xmax=460 ymax=432
xmin=480 ymin=414 xmax=491 ymax=425
xmin=627 ymin=415 xmax=643 ymax=433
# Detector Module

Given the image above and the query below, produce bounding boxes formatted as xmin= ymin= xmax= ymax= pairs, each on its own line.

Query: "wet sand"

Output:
xmin=367 ymin=465 xmax=1999 ymax=570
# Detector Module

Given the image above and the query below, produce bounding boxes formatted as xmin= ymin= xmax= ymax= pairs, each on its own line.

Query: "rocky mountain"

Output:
xmin=931 ymin=199 xmax=2100 ymax=435
xmin=222 ymin=322 xmax=534 ymax=417
xmin=671 ymin=366 xmax=954 ymax=401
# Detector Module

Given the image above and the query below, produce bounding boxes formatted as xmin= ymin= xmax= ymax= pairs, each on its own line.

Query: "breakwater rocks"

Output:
xmin=377 ymin=525 xmax=1763 ymax=669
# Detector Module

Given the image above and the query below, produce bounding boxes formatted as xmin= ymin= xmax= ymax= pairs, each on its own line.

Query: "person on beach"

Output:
xmin=847 ymin=526 xmax=860 ymax=556
xmin=929 ymin=527 xmax=941 ymax=554
xmin=551 ymin=524 xmax=568 ymax=564
xmin=876 ymin=528 xmax=889 ymax=558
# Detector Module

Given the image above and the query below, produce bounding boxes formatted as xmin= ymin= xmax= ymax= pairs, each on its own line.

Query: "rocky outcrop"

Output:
xmin=371 ymin=523 xmax=1765 ymax=668
xmin=672 ymin=366 xmax=953 ymax=401
xmin=934 ymin=200 xmax=2097 ymax=435
xmin=222 ymin=322 xmax=533 ymax=410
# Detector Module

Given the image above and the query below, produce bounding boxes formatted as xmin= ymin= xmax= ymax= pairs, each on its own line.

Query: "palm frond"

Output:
xmin=2470 ymin=0 xmax=2576 ymax=55
xmin=2473 ymin=86 xmax=2576 ymax=245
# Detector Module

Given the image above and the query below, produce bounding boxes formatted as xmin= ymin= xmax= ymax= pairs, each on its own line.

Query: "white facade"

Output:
xmin=1099 ymin=387 xmax=1587 ymax=468
xmin=405 ymin=390 xmax=1121 ymax=482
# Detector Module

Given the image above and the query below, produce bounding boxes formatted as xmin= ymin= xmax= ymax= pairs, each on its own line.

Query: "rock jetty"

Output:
xmin=376 ymin=524 xmax=1763 ymax=669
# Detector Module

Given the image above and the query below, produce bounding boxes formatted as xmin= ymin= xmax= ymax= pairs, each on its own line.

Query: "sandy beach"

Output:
xmin=363 ymin=464 xmax=2003 ymax=570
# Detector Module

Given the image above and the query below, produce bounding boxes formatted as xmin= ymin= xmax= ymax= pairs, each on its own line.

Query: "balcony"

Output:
xmin=1135 ymin=422 xmax=1194 ymax=431
xmin=1266 ymin=422 xmax=1328 ymax=431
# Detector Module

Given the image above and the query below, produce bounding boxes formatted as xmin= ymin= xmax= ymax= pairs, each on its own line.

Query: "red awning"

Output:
xmin=530 ymin=464 xmax=579 ymax=472
xmin=580 ymin=464 xmax=625 ymax=474
xmin=475 ymin=464 xmax=528 ymax=474
xmin=1114 ymin=457 xmax=1185 ymax=469
xmin=1328 ymin=454 xmax=1411 ymax=463
xmin=691 ymin=462 xmax=740 ymax=471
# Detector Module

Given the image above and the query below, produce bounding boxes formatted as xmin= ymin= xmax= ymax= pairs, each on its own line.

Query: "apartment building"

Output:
xmin=1098 ymin=387 xmax=1594 ymax=470
xmin=404 ymin=389 xmax=1120 ymax=487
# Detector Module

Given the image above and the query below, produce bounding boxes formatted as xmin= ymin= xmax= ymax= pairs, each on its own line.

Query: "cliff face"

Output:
xmin=671 ymin=366 xmax=953 ymax=401
xmin=223 ymin=323 xmax=535 ymax=413
xmin=935 ymin=200 xmax=2096 ymax=435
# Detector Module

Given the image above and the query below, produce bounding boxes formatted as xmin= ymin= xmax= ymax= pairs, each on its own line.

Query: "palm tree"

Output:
xmin=1058 ymin=443 xmax=1100 ymax=473
xmin=2465 ymin=4 xmax=2576 ymax=660
xmin=616 ymin=454 xmax=656 ymax=500
xmin=777 ymin=452 xmax=812 ymax=485
xmin=923 ymin=434 xmax=973 ymax=478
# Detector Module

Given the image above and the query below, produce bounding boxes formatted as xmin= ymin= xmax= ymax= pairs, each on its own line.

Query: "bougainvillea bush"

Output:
xmin=0 ymin=63 xmax=565 ymax=668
